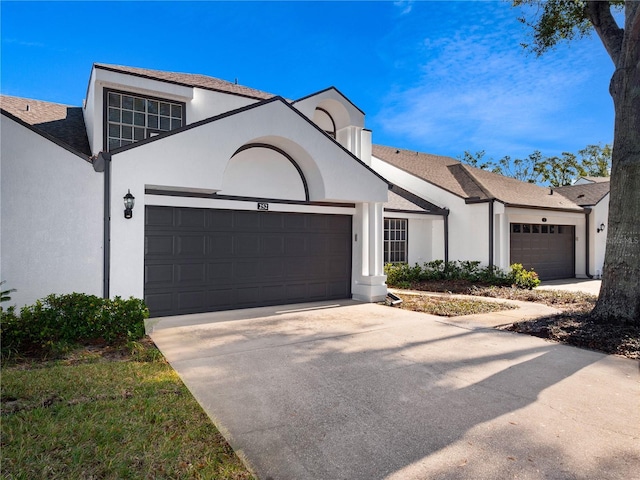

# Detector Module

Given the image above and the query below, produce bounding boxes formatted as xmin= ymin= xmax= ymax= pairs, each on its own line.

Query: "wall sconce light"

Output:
xmin=597 ymin=223 xmax=606 ymax=233
xmin=124 ymin=190 xmax=135 ymax=219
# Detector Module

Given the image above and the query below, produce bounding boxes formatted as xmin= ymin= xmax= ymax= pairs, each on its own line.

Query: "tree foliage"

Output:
xmin=459 ymin=143 xmax=611 ymax=186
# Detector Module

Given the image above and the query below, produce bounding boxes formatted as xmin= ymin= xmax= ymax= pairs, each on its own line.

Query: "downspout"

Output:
xmin=488 ymin=201 xmax=494 ymax=269
xmin=584 ymin=207 xmax=593 ymax=279
xmin=93 ymin=151 xmax=112 ymax=298
xmin=443 ymin=209 xmax=450 ymax=264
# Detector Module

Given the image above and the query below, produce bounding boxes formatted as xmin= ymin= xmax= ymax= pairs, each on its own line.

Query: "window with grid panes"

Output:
xmin=106 ymin=91 xmax=184 ymax=150
xmin=384 ymin=218 xmax=408 ymax=263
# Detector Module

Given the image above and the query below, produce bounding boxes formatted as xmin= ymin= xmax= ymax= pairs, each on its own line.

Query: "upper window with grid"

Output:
xmin=106 ymin=91 xmax=184 ymax=150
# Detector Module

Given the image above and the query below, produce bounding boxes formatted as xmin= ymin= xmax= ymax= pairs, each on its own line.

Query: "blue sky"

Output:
xmin=1 ymin=1 xmax=616 ymax=161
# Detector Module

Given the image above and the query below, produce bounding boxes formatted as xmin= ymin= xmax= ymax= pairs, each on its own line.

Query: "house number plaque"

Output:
xmin=257 ymin=202 xmax=269 ymax=211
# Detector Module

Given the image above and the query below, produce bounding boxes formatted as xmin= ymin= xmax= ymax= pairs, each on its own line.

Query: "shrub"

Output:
xmin=506 ymin=263 xmax=541 ymax=289
xmin=1 ymin=293 xmax=149 ymax=358
xmin=385 ymin=260 xmax=541 ymax=290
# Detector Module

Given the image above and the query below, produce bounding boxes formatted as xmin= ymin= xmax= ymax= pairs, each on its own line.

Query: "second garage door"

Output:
xmin=510 ymin=223 xmax=575 ymax=280
xmin=145 ymin=206 xmax=352 ymax=317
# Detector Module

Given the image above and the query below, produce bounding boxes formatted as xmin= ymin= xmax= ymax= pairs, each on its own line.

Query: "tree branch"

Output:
xmin=586 ymin=1 xmax=624 ymax=66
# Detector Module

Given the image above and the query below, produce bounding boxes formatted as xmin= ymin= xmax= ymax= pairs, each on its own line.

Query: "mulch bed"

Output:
xmin=394 ymin=280 xmax=640 ymax=360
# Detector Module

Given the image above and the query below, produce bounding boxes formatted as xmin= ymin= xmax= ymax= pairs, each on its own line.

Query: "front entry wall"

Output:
xmin=144 ymin=206 xmax=352 ymax=317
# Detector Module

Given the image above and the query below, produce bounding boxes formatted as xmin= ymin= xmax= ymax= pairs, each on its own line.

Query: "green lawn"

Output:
xmin=1 ymin=342 xmax=254 ymax=480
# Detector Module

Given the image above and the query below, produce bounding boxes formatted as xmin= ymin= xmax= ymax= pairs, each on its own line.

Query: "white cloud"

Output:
xmin=373 ymin=5 xmax=613 ymax=159
xmin=393 ymin=1 xmax=414 ymax=16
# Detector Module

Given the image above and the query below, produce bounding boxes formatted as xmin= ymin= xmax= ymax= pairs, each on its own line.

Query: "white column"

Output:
xmin=352 ymin=202 xmax=387 ymax=302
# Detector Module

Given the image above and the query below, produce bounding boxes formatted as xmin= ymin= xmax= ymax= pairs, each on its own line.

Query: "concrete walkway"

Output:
xmin=537 ymin=278 xmax=602 ymax=296
xmin=147 ymin=300 xmax=639 ymax=480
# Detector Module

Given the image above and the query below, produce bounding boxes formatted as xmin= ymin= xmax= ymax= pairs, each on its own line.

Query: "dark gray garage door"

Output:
xmin=144 ymin=206 xmax=352 ymax=317
xmin=510 ymin=223 xmax=574 ymax=280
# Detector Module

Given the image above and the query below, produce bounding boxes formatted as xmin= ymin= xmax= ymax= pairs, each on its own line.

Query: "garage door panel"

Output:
xmin=285 ymin=283 xmax=307 ymax=300
xmin=235 ymin=261 xmax=259 ymax=280
xmin=329 ymin=257 xmax=350 ymax=276
xmin=261 ymin=213 xmax=284 ymax=230
xmin=285 ymin=258 xmax=308 ymax=277
xmin=146 ymin=236 xmax=174 ymax=256
xmin=208 ymin=234 xmax=234 ymax=257
xmin=144 ymin=292 xmax=174 ymax=315
xmin=236 ymin=286 xmax=261 ymax=304
xmin=145 ymin=206 xmax=352 ymax=316
xmin=306 ymin=236 xmax=326 ymax=255
xmin=235 ymin=234 xmax=261 ymax=256
xmin=284 ymin=214 xmax=305 ymax=230
xmin=208 ymin=288 xmax=235 ymax=308
xmin=235 ymin=211 xmax=261 ymax=229
xmin=284 ymin=236 xmax=307 ymax=255
xmin=176 ymin=235 xmax=206 ymax=257
xmin=177 ymin=208 xmax=206 ymax=229
xmin=146 ymin=207 xmax=174 ymax=227
xmin=207 ymin=210 xmax=234 ymax=230
xmin=207 ymin=261 xmax=233 ymax=280
xmin=329 ymin=280 xmax=351 ymax=297
xmin=145 ymin=264 xmax=174 ymax=285
xmin=178 ymin=290 xmax=206 ymax=311
xmin=177 ymin=264 xmax=206 ymax=283
xmin=261 ymin=236 xmax=285 ymax=255
xmin=307 ymin=282 xmax=328 ymax=298
xmin=259 ymin=258 xmax=285 ymax=278
xmin=262 ymin=284 xmax=287 ymax=302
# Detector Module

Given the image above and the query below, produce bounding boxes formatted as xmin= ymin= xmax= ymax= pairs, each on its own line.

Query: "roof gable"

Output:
xmin=0 ymin=95 xmax=91 ymax=158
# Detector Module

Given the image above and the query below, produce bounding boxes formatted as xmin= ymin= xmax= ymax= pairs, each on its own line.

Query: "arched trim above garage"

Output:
xmin=223 ymin=143 xmax=310 ymax=202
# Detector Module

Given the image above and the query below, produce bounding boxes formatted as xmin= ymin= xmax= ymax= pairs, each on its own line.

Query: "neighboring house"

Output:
xmin=0 ymin=63 xmax=605 ymax=317
xmin=554 ymin=178 xmax=610 ymax=278
xmin=373 ymin=145 xmax=591 ymax=280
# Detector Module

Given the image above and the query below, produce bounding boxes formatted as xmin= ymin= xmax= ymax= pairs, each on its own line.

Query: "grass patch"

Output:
xmin=396 ymin=293 xmax=516 ymax=317
xmin=1 ymin=339 xmax=253 ymax=480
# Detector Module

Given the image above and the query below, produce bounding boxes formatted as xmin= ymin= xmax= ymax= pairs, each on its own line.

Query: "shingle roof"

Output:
xmin=385 ymin=186 xmax=447 ymax=215
xmin=553 ymin=181 xmax=610 ymax=206
xmin=385 ymin=190 xmax=426 ymax=213
xmin=0 ymin=95 xmax=91 ymax=157
xmin=95 ymin=63 xmax=275 ymax=100
xmin=372 ymin=144 xmax=583 ymax=212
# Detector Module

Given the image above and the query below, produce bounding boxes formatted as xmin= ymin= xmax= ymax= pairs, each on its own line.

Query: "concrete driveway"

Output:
xmin=147 ymin=300 xmax=638 ymax=480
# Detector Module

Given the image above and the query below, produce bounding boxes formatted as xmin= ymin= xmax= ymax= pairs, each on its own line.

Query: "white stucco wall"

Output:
xmin=590 ymin=195 xmax=609 ymax=277
xmin=372 ymin=157 xmax=491 ymax=265
xmin=221 ymin=146 xmax=306 ymax=200
xmin=293 ymin=89 xmax=365 ymax=129
xmin=107 ymin=99 xmax=388 ymax=301
xmin=382 ymin=213 xmax=444 ymax=265
xmin=0 ymin=116 xmax=104 ymax=308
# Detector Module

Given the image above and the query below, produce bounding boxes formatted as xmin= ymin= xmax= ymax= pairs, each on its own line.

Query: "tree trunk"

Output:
xmin=591 ymin=8 xmax=640 ymax=324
